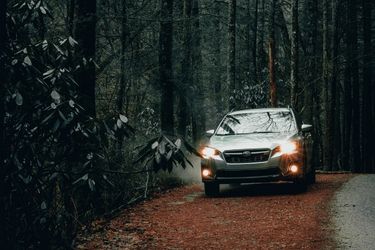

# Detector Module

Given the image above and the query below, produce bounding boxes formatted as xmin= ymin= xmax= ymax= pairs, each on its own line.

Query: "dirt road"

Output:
xmin=77 ymin=174 xmax=352 ymax=249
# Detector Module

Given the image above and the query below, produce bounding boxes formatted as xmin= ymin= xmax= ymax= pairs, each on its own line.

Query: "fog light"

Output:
xmin=290 ymin=165 xmax=298 ymax=173
xmin=202 ymin=169 xmax=211 ymax=177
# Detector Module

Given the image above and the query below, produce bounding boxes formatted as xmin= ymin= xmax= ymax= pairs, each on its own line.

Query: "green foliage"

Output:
xmin=134 ymin=134 xmax=201 ymax=173
xmin=1 ymin=1 xmax=135 ymax=248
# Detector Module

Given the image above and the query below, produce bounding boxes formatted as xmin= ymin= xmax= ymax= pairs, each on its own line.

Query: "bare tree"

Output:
xmin=191 ymin=0 xmax=206 ymax=142
xmin=361 ymin=0 xmax=373 ymax=171
xmin=227 ymin=0 xmax=236 ymax=109
xmin=74 ymin=0 xmax=97 ymax=117
xmin=177 ymin=0 xmax=192 ymax=138
xmin=159 ymin=0 xmax=174 ymax=134
xmin=290 ymin=0 xmax=299 ymax=110
xmin=268 ymin=0 xmax=277 ymax=107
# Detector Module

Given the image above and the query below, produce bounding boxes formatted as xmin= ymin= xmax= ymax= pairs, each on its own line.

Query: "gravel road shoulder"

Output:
xmin=332 ymin=174 xmax=375 ymax=249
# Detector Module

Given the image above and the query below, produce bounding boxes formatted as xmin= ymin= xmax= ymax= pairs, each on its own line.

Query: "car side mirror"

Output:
xmin=301 ymin=124 xmax=313 ymax=133
xmin=206 ymin=129 xmax=215 ymax=137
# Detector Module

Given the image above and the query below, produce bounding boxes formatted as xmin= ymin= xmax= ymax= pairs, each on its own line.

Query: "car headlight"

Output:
xmin=280 ymin=141 xmax=297 ymax=155
xmin=201 ymin=147 xmax=222 ymax=160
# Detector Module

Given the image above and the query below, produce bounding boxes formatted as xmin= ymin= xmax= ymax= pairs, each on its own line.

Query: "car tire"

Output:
xmin=294 ymin=178 xmax=307 ymax=192
xmin=204 ymin=182 xmax=219 ymax=197
xmin=307 ymin=167 xmax=316 ymax=184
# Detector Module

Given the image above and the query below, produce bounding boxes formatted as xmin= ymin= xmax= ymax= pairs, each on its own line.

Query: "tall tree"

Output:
xmin=322 ymin=0 xmax=332 ymax=170
xmin=212 ymin=1 xmax=223 ymax=118
xmin=348 ymin=0 xmax=360 ymax=172
xmin=245 ymin=0 xmax=252 ymax=78
xmin=177 ymin=0 xmax=192 ymax=137
xmin=258 ymin=0 xmax=266 ymax=77
xmin=67 ymin=0 xmax=75 ymax=36
xmin=159 ymin=0 xmax=174 ymax=134
xmin=191 ymin=0 xmax=206 ymax=142
xmin=252 ymin=0 xmax=259 ymax=82
xmin=330 ymin=0 xmax=340 ymax=170
xmin=290 ymin=0 xmax=299 ymax=110
xmin=0 ymin=0 xmax=7 ymax=186
xmin=268 ymin=0 xmax=277 ymax=107
xmin=117 ymin=0 xmax=129 ymax=114
xmin=361 ymin=0 xmax=373 ymax=171
xmin=227 ymin=0 xmax=236 ymax=109
xmin=74 ymin=0 xmax=97 ymax=117
xmin=0 ymin=0 xmax=7 ymax=190
xmin=342 ymin=0 xmax=361 ymax=171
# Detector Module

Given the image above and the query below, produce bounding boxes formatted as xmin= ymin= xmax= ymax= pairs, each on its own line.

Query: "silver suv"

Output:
xmin=201 ymin=108 xmax=315 ymax=196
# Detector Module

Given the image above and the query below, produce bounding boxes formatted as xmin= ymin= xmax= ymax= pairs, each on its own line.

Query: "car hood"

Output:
xmin=208 ymin=132 xmax=297 ymax=152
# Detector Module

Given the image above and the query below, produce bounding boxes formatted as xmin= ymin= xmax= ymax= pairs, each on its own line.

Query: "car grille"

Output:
xmin=216 ymin=168 xmax=279 ymax=178
xmin=224 ymin=149 xmax=270 ymax=163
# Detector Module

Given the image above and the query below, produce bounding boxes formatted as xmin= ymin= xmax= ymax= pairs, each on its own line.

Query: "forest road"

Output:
xmin=332 ymin=174 xmax=375 ymax=249
xmin=77 ymin=174 xmax=356 ymax=249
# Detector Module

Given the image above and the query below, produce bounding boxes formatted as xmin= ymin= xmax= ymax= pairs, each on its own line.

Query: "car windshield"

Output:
xmin=215 ymin=111 xmax=297 ymax=135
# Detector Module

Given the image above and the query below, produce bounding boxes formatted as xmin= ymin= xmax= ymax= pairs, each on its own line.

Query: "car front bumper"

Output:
xmin=201 ymin=152 xmax=305 ymax=184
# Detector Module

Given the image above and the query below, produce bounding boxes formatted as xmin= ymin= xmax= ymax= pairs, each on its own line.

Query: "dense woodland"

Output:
xmin=0 ymin=0 xmax=374 ymax=248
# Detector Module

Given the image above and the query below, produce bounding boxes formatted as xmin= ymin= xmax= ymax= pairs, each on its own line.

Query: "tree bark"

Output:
xmin=74 ymin=0 xmax=97 ymax=117
xmin=117 ymin=0 xmax=129 ymax=114
xmin=349 ymin=0 xmax=360 ymax=172
xmin=67 ymin=0 xmax=75 ymax=36
xmin=361 ymin=0 xmax=373 ymax=172
xmin=245 ymin=0 xmax=252 ymax=78
xmin=268 ymin=0 xmax=277 ymax=107
xmin=0 ymin=0 xmax=7 ymax=178
xmin=252 ymin=0 xmax=259 ymax=82
xmin=322 ymin=0 xmax=332 ymax=170
xmin=177 ymin=0 xmax=192 ymax=138
xmin=191 ymin=0 xmax=205 ymax=143
xmin=330 ymin=0 xmax=340 ymax=170
xmin=290 ymin=0 xmax=299 ymax=110
xmin=159 ymin=0 xmax=174 ymax=134
xmin=343 ymin=0 xmax=353 ymax=170
xmin=227 ymin=0 xmax=236 ymax=109
xmin=212 ymin=1 xmax=223 ymax=118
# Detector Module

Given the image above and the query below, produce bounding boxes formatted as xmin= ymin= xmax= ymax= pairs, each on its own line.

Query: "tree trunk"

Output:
xmin=349 ymin=0 xmax=360 ymax=172
xmin=159 ymin=0 xmax=174 ymax=134
xmin=343 ymin=0 xmax=353 ymax=170
xmin=74 ymin=0 xmax=97 ymax=117
xmin=290 ymin=0 xmax=299 ymax=110
xmin=0 ymin=0 xmax=7 ymax=179
xmin=67 ymin=0 xmax=75 ymax=36
xmin=212 ymin=1 xmax=223 ymax=118
xmin=115 ymin=0 xmax=129 ymax=161
xmin=227 ymin=0 xmax=236 ymax=109
xmin=245 ymin=0 xmax=252 ymax=78
xmin=268 ymin=0 xmax=277 ymax=107
xmin=177 ymin=0 xmax=192 ymax=138
xmin=361 ymin=0 xmax=373 ymax=172
xmin=252 ymin=0 xmax=259 ymax=82
xmin=117 ymin=0 xmax=129 ymax=114
xmin=257 ymin=0 xmax=266 ymax=78
xmin=322 ymin=0 xmax=332 ymax=170
xmin=331 ymin=0 xmax=340 ymax=170
xmin=305 ymin=0 xmax=322 ymax=169
xmin=191 ymin=0 xmax=205 ymax=143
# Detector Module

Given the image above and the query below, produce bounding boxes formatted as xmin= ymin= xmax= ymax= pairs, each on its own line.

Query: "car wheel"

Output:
xmin=294 ymin=178 xmax=307 ymax=192
xmin=307 ymin=167 xmax=316 ymax=184
xmin=204 ymin=182 xmax=219 ymax=197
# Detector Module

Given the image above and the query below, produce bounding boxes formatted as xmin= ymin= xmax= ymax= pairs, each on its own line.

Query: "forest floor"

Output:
xmin=76 ymin=174 xmax=353 ymax=249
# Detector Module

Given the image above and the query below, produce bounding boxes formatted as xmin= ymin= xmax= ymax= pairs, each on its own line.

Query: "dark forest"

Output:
xmin=0 ymin=0 xmax=374 ymax=248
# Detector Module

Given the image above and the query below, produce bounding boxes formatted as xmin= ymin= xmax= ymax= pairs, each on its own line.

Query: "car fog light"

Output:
xmin=290 ymin=165 xmax=298 ymax=173
xmin=202 ymin=169 xmax=211 ymax=177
